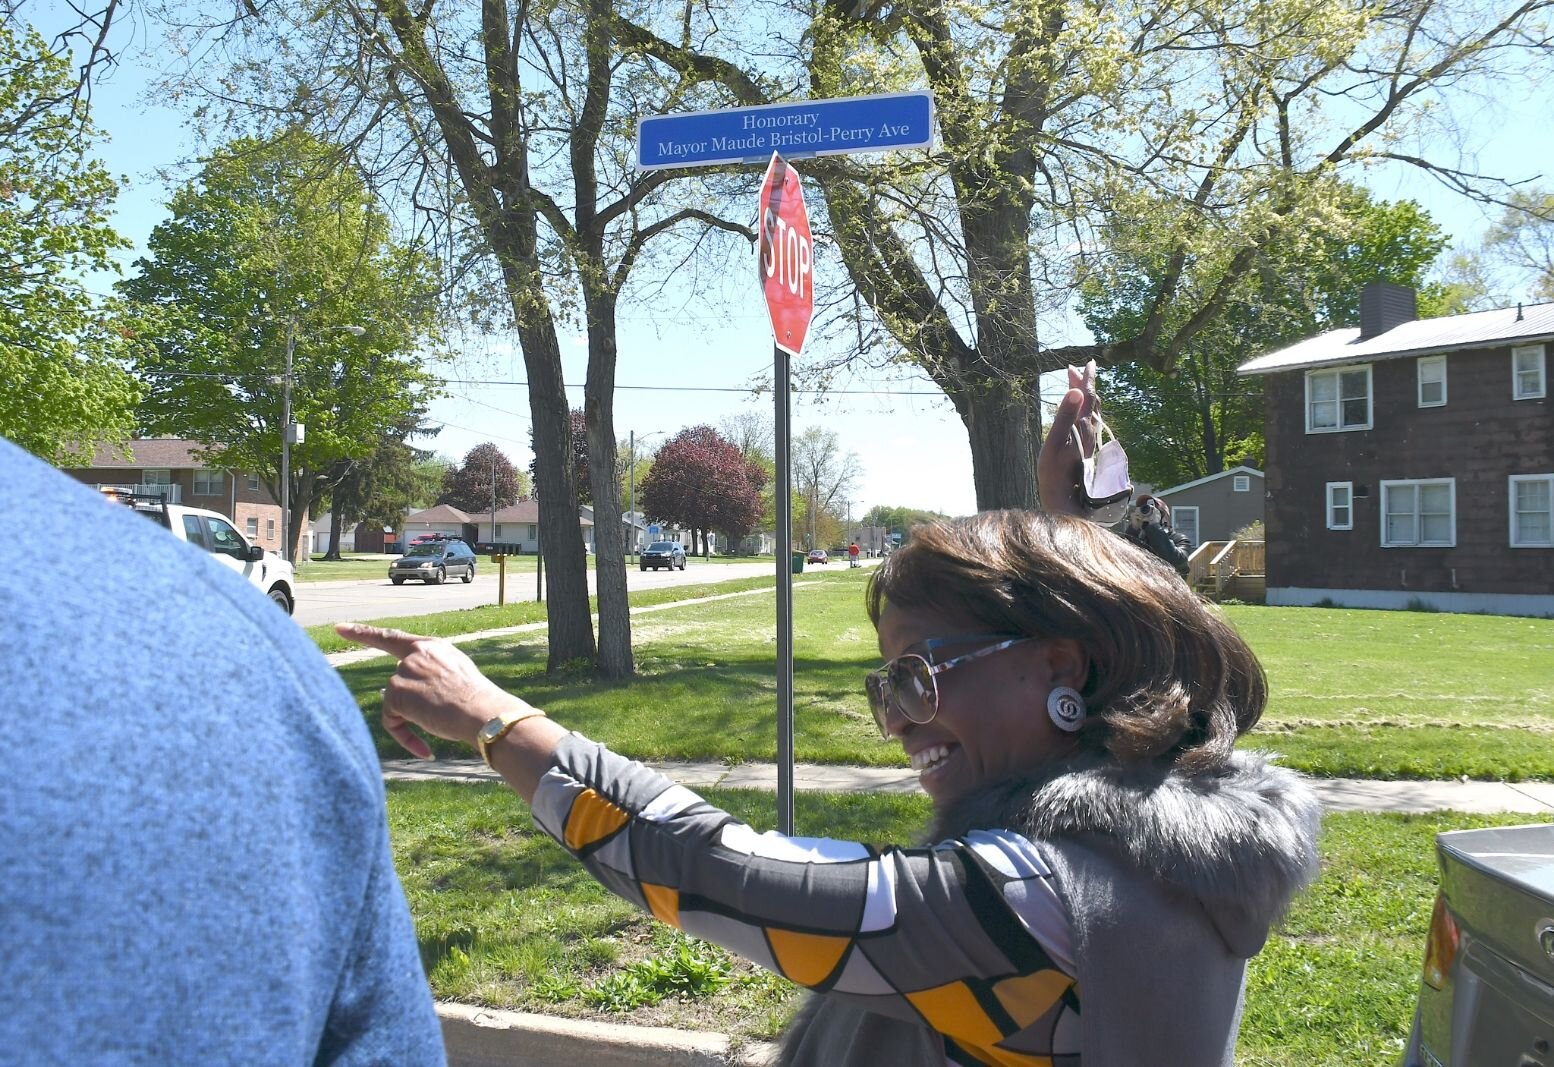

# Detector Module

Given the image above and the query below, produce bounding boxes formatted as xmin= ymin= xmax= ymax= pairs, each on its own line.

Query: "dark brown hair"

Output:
xmin=865 ymin=510 xmax=1265 ymax=772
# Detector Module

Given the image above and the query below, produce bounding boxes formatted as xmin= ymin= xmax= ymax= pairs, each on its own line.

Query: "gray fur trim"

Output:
xmin=931 ymin=751 xmax=1322 ymax=924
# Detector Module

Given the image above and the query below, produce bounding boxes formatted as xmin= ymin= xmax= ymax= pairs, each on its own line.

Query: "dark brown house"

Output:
xmin=65 ymin=439 xmax=290 ymax=552
xmin=1239 ymin=285 xmax=1553 ymax=616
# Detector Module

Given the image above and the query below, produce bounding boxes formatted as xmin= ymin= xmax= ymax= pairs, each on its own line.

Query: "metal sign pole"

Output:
xmin=774 ymin=343 xmax=795 ymax=836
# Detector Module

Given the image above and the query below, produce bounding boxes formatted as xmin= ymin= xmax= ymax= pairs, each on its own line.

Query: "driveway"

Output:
xmin=290 ymin=557 xmax=861 ymax=628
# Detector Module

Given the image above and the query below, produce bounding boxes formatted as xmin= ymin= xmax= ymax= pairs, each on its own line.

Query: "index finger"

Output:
xmin=333 ymin=623 xmax=428 ymax=660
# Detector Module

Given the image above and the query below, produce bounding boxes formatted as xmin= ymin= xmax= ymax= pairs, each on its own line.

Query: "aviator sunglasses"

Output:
xmin=864 ymin=633 xmax=1031 ymax=739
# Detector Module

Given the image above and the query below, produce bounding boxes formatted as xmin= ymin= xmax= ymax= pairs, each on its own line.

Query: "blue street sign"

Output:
xmin=637 ymin=91 xmax=933 ymax=171
xmin=648 ymin=524 xmax=662 ymax=537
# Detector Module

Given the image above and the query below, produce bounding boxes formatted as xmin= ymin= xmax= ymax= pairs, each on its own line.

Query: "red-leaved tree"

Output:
xmin=639 ymin=426 xmax=766 ymax=556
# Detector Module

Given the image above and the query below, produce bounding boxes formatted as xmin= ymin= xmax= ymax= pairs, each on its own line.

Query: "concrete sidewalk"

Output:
xmin=384 ymin=756 xmax=1554 ymax=815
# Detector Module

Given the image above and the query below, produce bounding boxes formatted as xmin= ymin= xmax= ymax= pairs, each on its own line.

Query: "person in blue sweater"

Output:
xmin=0 ymin=438 xmax=444 ymax=1066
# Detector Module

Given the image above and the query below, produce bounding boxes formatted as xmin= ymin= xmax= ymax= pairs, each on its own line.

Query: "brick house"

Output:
xmin=1238 ymin=284 xmax=1553 ymax=616
xmin=66 ymin=439 xmax=291 ymax=552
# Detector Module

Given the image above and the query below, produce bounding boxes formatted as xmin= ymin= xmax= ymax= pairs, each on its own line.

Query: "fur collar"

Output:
xmin=931 ymin=751 xmax=1322 ymax=953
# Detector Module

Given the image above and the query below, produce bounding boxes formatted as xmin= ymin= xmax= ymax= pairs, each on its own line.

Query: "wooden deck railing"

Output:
xmin=1186 ymin=539 xmax=1265 ymax=598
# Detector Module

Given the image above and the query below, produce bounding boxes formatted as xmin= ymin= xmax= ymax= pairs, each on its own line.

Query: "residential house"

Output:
xmin=1153 ymin=467 xmax=1265 ymax=548
xmin=1238 ymin=284 xmax=1553 ymax=616
xmin=844 ymin=525 xmax=891 ymax=556
xmin=65 ymin=438 xmax=290 ymax=551
xmin=467 ymin=501 xmax=596 ymax=554
xmin=578 ymin=506 xmax=652 ymax=555
xmin=400 ymin=505 xmax=478 ymax=548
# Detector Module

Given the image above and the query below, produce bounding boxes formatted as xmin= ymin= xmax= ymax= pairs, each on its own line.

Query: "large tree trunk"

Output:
xmin=582 ymin=293 xmax=633 ymax=679
xmin=951 ymin=177 xmax=1043 ymax=511
xmin=325 ymin=510 xmax=345 ymax=560
xmin=285 ymin=473 xmax=320 ymax=563
xmin=502 ymin=264 xmax=596 ymax=672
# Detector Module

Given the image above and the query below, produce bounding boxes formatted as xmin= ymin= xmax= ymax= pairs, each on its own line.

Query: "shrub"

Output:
xmin=1405 ymin=596 xmax=1440 ymax=613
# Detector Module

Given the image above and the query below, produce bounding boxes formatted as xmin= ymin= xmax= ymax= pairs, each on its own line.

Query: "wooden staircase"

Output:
xmin=1186 ymin=539 xmax=1266 ymax=602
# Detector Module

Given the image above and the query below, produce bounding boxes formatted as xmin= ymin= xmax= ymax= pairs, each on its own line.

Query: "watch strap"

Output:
xmin=476 ymin=707 xmax=547 ymax=768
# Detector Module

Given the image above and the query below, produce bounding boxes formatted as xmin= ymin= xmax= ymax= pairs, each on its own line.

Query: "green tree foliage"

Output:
xmin=1080 ymin=189 xmax=1449 ymax=488
xmin=120 ymin=130 xmax=442 ymax=561
xmin=860 ymin=505 xmax=948 ymax=537
xmin=322 ymin=416 xmax=435 ymax=559
xmin=0 ymin=20 xmax=140 ymax=463
xmin=618 ymin=0 xmax=1552 ymax=509
xmin=1485 ymin=190 xmax=1554 ymax=301
xmin=441 ymin=442 xmax=528 ymax=515
xmin=407 ymin=455 xmax=454 ymax=509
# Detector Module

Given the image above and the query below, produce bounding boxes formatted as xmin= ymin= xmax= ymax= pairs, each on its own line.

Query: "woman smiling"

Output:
xmin=340 ymin=369 xmax=1319 ymax=1066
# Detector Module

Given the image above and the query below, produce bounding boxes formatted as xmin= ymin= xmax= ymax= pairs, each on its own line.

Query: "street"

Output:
xmin=290 ymin=557 xmax=842 ymax=628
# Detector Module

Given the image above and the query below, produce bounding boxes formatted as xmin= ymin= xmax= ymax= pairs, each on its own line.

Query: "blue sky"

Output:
xmin=69 ymin=19 xmax=1552 ymax=517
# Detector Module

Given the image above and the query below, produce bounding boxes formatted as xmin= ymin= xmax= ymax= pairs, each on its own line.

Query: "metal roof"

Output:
xmin=1238 ymin=301 xmax=1554 ymax=376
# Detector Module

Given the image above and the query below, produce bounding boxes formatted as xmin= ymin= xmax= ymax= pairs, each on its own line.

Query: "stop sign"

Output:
xmin=757 ymin=152 xmax=814 ymax=358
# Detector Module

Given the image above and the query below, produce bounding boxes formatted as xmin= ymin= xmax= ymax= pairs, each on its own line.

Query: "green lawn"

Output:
xmin=337 ymin=585 xmax=1554 ymax=779
xmin=386 ymin=780 xmax=1548 ymax=1063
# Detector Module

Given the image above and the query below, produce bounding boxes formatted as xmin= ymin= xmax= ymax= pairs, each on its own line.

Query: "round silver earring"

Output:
xmin=1046 ymin=686 xmax=1086 ymax=732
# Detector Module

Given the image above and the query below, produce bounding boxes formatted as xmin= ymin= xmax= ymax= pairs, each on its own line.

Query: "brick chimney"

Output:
xmin=1358 ymin=282 xmax=1417 ymax=340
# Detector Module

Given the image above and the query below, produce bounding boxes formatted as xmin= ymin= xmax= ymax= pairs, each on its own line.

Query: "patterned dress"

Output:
xmin=532 ymin=733 xmax=1083 ymax=1066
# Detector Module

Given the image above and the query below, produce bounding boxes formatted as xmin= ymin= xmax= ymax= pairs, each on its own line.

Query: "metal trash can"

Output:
xmin=791 ymin=552 xmax=806 ymax=574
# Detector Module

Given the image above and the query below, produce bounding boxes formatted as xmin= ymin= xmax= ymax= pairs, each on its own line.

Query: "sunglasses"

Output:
xmin=864 ymin=633 xmax=1031 ymax=740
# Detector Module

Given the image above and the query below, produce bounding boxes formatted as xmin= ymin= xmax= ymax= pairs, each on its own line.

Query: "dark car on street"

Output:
xmin=1400 ymin=822 xmax=1554 ymax=1066
xmin=640 ymin=541 xmax=686 ymax=572
xmin=390 ymin=539 xmax=477 ymax=585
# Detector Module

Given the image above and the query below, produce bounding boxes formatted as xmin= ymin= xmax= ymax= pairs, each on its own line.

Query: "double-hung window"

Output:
xmin=1509 ymin=475 xmax=1553 ymax=547
xmin=1326 ymin=482 xmax=1353 ymax=530
xmin=1380 ymin=479 xmax=1455 ymax=547
xmin=1172 ymin=506 xmax=1200 ymax=547
xmin=1417 ymin=356 xmax=1447 ymax=407
xmin=245 ymin=517 xmax=260 ymax=539
xmin=193 ymin=469 xmax=223 ymax=495
xmin=1306 ymin=365 xmax=1372 ymax=432
xmin=1513 ymin=345 xmax=1547 ymax=400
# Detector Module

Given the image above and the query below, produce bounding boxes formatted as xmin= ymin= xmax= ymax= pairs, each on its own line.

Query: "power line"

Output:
xmin=133 ymin=369 xmax=953 ymax=397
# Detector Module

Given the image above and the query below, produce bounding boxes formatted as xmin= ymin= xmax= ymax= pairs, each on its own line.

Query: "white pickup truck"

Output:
xmin=103 ymin=489 xmax=298 ymax=614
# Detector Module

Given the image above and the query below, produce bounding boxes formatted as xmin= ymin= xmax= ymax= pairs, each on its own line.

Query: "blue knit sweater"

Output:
xmin=0 ymin=440 xmax=444 ymax=1065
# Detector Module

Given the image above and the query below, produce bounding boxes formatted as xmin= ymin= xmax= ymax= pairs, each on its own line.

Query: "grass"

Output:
xmin=385 ymin=780 xmax=1550 ymax=1062
xmin=1224 ymin=605 xmax=1554 ymax=780
xmin=308 ymin=573 xmax=798 ymax=654
xmin=337 ymin=585 xmax=1554 ymax=779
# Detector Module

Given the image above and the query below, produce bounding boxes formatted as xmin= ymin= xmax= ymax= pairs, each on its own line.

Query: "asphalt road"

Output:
xmin=290 ymin=557 xmax=838 ymax=628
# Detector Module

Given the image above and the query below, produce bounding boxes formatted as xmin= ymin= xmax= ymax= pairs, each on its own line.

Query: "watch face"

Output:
xmin=479 ymin=717 xmax=503 ymax=744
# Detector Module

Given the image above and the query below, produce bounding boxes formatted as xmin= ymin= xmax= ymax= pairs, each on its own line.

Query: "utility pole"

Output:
xmin=280 ymin=317 xmax=296 ymax=563
xmin=627 ymin=430 xmax=636 ymax=563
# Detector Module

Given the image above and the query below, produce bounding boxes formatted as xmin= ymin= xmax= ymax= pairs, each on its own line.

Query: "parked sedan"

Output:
xmin=807 ymin=549 xmax=829 ymax=564
xmin=1400 ymin=823 xmax=1554 ymax=1066
xmin=390 ymin=540 xmax=477 ymax=585
xmin=640 ymin=541 xmax=686 ymax=571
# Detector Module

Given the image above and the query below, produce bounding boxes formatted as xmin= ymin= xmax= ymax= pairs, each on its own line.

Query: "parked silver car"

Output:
xmin=1400 ymin=823 xmax=1554 ymax=1066
xmin=390 ymin=539 xmax=477 ymax=585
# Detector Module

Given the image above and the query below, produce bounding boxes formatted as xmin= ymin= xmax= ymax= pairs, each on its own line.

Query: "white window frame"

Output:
xmin=246 ymin=473 xmax=260 ymax=491
xmin=1380 ymin=478 xmax=1456 ymax=548
xmin=142 ymin=468 xmax=173 ymax=487
xmin=1172 ymin=505 xmax=1200 ymax=547
xmin=1232 ymin=475 xmax=1251 ymax=492
xmin=266 ymin=518 xmax=276 ymax=540
xmin=1509 ymin=474 xmax=1554 ymax=548
xmin=1326 ymin=482 xmax=1354 ymax=531
xmin=528 ymin=524 xmax=537 ymax=540
xmin=245 ymin=516 xmax=259 ymax=539
xmin=1513 ymin=344 xmax=1547 ymax=400
xmin=1417 ymin=355 xmax=1447 ymax=408
xmin=192 ymin=468 xmax=223 ymax=496
xmin=1305 ymin=365 xmax=1373 ymax=433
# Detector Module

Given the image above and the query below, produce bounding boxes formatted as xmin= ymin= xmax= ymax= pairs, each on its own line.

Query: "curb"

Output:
xmin=437 ymin=1002 xmax=779 ymax=1067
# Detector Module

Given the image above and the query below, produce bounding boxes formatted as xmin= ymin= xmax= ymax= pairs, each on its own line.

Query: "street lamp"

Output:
xmin=626 ymin=429 xmax=664 ymax=562
xmin=280 ymin=318 xmax=365 ymax=563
